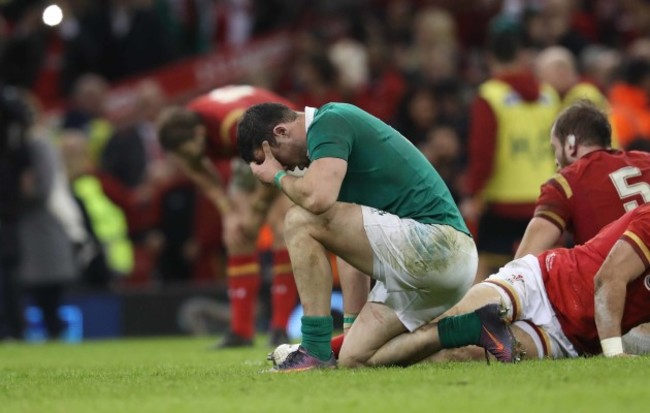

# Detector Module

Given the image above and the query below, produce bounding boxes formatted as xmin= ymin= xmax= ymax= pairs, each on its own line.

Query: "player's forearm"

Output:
xmin=514 ymin=237 xmax=545 ymax=259
xmin=594 ymin=278 xmax=627 ymax=355
xmin=191 ymin=157 xmax=223 ymax=187
xmin=593 ymin=240 xmax=645 ymax=356
xmin=203 ymin=186 xmax=232 ymax=215
xmin=174 ymin=156 xmax=215 ymax=191
xmin=514 ymin=218 xmax=562 ymax=258
xmin=177 ymin=157 xmax=230 ymax=214
xmin=276 ymin=173 xmax=335 ymax=214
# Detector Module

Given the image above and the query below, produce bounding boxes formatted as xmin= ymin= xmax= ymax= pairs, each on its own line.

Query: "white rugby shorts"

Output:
xmin=482 ymin=254 xmax=580 ymax=359
xmin=362 ymin=206 xmax=478 ymax=331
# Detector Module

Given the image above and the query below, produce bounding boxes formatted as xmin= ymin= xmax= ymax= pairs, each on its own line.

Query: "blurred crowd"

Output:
xmin=3 ymin=0 xmax=650 ymax=339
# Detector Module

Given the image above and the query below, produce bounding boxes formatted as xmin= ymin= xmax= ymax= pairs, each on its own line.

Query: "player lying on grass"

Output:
xmin=356 ymin=202 xmax=650 ymax=366
xmin=514 ymin=100 xmax=650 ymax=354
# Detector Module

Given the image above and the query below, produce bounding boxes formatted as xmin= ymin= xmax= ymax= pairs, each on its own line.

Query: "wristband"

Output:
xmin=273 ymin=170 xmax=287 ymax=189
xmin=343 ymin=314 xmax=358 ymax=330
xmin=600 ymin=337 xmax=624 ymax=357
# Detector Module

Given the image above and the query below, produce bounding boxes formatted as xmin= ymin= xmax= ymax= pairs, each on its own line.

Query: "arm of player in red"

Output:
xmin=170 ymin=154 xmax=232 ymax=215
xmin=593 ymin=239 xmax=646 ymax=357
xmin=515 ymin=217 xmax=563 ymax=258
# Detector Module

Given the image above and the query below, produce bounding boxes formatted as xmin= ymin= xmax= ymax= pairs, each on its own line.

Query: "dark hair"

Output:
xmin=553 ymin=100 xmax=611 ymax=147
xmin=157 ymin=106 xmax=202 ymax=152
xmin=487 ymin=15 xmax=523 ymax=64
xmin=237 ymin=102 xmax=297 ymax=163
xmin=488 ymin=30 xmax=523 ymax=63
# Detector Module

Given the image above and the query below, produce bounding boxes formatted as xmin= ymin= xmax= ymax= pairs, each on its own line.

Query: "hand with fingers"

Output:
xmin=249 ymin=141 xmax=284 ymax=185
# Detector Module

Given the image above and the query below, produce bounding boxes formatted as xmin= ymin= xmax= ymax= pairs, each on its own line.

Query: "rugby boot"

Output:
xmin=271 ymin=345 xmax=336 ymax=372
xmin=475 ymin=303 xmax=522 ymax=363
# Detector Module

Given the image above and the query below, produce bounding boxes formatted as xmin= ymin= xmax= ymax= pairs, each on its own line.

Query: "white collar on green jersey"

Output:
xmin=304 ymin=106 xmax=316 ymax=132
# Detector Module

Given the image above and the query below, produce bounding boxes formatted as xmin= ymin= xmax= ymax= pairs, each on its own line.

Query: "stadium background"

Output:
xmin=1 ymin=0 xmax=650 ymax=341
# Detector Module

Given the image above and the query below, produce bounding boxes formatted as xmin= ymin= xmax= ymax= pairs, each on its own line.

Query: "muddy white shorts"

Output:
xmin=363 ymin=206 xmax=478 ymax=331
xmin=482 ymin=254 xmax=580 ymax=359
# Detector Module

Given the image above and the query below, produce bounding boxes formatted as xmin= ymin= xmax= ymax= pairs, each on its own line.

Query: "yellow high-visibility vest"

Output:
xmin=563 ymin=82 xmax=608 ymax=111
xmin=479 ymin=79 xmax=560 ymax=203
xmin=73 ymin=175 xmax=133 ymax=274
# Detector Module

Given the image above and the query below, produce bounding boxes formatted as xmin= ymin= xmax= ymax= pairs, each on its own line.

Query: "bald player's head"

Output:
xmin=535 ymin=46 xmax=579 ymax=94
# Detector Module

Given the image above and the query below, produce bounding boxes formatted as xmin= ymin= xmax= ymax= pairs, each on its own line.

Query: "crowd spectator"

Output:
xmin=535 ymin=45 xmax=608 ymax=111
xmin=99 ymin=81 xmax=170 ymax=282
xmin=403 ymin=7 xmax=459 ymax=85
xmin=608 ymin=58 xmax=650 ymax=148
xmin=351 ymin=39 xmax=406 ymax=122
xmin=59 ymin=129 xmax=133 ymax=283
xmin=62 ymin=74 xmax=113 ymax=163
xmin=522 ymin=0 xmax=590 ymax=57
xmin=393 ymin=84 xmax=440 ymax=147
xmin=289 ymin=53 xmax=343 ymax=109
xmin=579 ymin=44 xmax=621 ymax=93
xmin=419 ymin=124 xmax=463 ymax=203
xmin=460 ymin=21 xmax=560 ymax=281
xmin=16 ymin=90 xmax=84 ymax=339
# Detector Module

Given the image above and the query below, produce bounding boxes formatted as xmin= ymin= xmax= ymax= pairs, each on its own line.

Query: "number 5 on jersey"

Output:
xmin=609 ymin=166 xmax=650 ymax=212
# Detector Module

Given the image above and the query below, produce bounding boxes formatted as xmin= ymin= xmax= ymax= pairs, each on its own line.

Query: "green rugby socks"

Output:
xmin=301 ymin=315 xmax=333 ymax=361
xmin=438 ymin=312 xmax=482 ymax=348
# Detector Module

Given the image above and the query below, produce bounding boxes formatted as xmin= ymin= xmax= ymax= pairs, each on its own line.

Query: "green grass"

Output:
xmin=1 ymin=337 xmax=649 ymax=413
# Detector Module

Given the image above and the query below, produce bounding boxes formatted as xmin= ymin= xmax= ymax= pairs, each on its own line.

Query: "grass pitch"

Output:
xmin=1 ymin=336 xmax=648 ymax=413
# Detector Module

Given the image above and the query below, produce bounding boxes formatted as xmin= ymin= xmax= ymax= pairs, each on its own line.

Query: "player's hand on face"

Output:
xmin=249 ymin=141 xmax=283 ymax=185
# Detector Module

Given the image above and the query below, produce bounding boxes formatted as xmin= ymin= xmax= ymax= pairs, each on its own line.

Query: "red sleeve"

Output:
xmin=620 ymin=206 xmax=650 ymax=269
xmin=96 ymin=172 xmax=160 ymax=233
xmin=96 ymin=172 xmax=137 ymax=211
xmin=465 ymin=97 xmax=497 ymax=195
xmin=534 ymin=176 xmax=573 ymax=232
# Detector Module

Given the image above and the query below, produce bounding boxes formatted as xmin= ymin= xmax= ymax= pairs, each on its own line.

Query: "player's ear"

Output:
xmin=567 ymin=134 xmax=576 ymax=147
xmin=567 ymin=134 xmax=577 ymax=154
xmin=272 ymin=124 xmax=288 ymax=138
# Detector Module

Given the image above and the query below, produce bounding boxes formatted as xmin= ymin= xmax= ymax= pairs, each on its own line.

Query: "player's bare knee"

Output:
xmin=337 ymin=349 xmax=371 ymax=368
xmin=284 ymin=205 xmax=317 ymax=238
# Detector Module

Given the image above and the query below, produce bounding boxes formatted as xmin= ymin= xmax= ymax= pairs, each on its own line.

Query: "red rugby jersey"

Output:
xmin=535 ymin=149 xmax=650 ymax=244
xmin=188 ymin=85 xmax=296 ymax=160
xmin=538 ymin=203 xmax=650 ymax=355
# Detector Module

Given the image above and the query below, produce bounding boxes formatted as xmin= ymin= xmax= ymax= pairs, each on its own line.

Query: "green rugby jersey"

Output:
xmin=307 ymin=103 xmax=469 ymax=235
